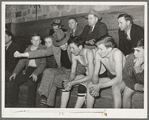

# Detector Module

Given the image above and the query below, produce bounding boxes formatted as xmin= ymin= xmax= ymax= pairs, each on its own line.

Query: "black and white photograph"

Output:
xmin=1 ymin=1 xmax=148 ymax=118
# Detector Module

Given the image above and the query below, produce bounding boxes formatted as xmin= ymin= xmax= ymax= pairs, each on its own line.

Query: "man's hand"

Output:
xmin=134 ymin=58 xmax=144 ymax=73
xmin=134 ymin=58 xmax=144 ymax=67
xmin=14 ymin=51 xmax=22 ymax=58
xmin=9 ymin=73 xmax=16 ymax=81
xmin=89 ymin=84 xmax=100 ymax=97
xmin=62 ymin=79 xmax=69 ymax=88
xmin=86 ymin=39 xmax=95 ymax=45
xmin=64 ymin=82 xmax=73 ymax=91
xmin=134 ymin=83 xmax=144 ymax=92
xmin=14 ymin=51 xmax=29 ymax=58
xmin=29 ymin=74 xmax=38 ymax=82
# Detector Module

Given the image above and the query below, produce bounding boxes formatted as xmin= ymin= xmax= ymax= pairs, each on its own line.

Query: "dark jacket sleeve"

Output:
xmin=135 ymin=71 xmax=144 ymax=85
xmin=80 ymin=25 xmax=89 ymax=41
xmin=118 ymin=30 xmax=125 ymax=52
xmin=123 ymin=54 xmax=137 ymax=90
xmin=6 ymin=43 xmax=21 ymax=73
xmin=96 ymin=22 xmax=108 ymax=39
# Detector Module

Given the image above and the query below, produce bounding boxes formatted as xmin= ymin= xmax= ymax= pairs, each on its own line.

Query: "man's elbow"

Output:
xmin=116 ymin=76 xmax=123 ymax=84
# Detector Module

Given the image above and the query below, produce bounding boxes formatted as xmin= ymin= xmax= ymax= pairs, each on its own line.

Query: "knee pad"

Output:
xmin=78 ymin=84 xmax=86 ymax=97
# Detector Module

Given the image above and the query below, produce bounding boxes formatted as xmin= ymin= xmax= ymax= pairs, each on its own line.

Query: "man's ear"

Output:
xmin=108 ymin=47 xmax=112 ymax=52
xmin=126 ymin=20 xmax=130 ymax=26
xmin=95 ymin=16 xmax=98 ymax=23
xmin=79 ymin=45 xmax=83 ymax=50
xmin=9 ymin=36 xmax=12 ymax=40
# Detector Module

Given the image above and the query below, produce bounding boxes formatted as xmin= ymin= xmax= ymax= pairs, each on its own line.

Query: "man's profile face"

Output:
xmin=88 ymin=14 xmax=98 ymax=27
xmin=69 ymin=19 xmax=77 ymax=30
xmin=134 ymin=47 xmax=144 ymax=58
xmin=118 ymin=17 xmax=128 ymax=31
xmin=70 ymin=43 xmax=80 ymax=56
xmin=5 ymin=34 xmax=12 ymax=44
xmin=31 ymin=36 xmax=41 ymax=47
xmin=60 ymin=42 xmax=68 ymax=50
xmin=96 ymin=43 xmax=110 ymax=58
xmin=53 ymin=25 xmax=60 ymax=32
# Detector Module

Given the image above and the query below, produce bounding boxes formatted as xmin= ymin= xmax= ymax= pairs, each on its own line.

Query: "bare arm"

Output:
xmin=100 ymin=50 xmax=124 ymax=88
xmin=72 ymin=50 xmax=94 ymax=85
xmin=92 ymin=51 xmax=101 ymax=84
xmin=69 ymin=54 xmax=77 ymax=81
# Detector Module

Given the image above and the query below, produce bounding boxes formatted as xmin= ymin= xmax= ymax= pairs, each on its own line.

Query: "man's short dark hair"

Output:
xmin=68 ymin=17 xmax=78 ymax=23
xmin=118 ymin=13 xmax=133 ymax=24
xmin=5 ymin=30 xmax=14 ymax=41
xmin=95 ymin=35 xmax=116 ymax=49
xmin=68 ymin=36 xmax=85 ymax=48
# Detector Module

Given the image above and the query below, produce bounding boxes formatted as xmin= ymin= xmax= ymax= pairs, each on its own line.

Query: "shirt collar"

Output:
xmin=5 ymin=41 xmax=12 ymax=50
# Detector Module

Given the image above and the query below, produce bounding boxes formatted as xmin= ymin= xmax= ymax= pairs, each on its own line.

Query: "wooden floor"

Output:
xmin=5 ymin=82 xmax=144 ymax=108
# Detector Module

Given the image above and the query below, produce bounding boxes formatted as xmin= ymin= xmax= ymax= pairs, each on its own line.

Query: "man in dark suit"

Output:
xmin=67 ymin=17 xmax=84 ymax=37
xmin=5 ymin=30 xmax=20 ymax=82
xmin=118 ymin=13 xmax=144 ymax=56
xmin=80 ymin=9 xmax=108 ymax=48
xmin=5 ymin=30 xmax=20 ymax=106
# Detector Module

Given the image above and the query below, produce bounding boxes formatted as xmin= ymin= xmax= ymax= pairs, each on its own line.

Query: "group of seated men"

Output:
xmin=5 ymin=9 xmax=144 ymax=108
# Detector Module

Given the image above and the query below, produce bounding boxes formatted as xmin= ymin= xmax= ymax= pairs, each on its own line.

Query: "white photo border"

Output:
xmin=1 ymin=1 xmax=148 ymax=118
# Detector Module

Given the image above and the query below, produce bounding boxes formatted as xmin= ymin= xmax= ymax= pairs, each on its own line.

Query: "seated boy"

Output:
xmin=9 ymin=34 xmax=46 ymax=107
xmin=112 ymin=39 xmax=144 ymax=108
xmin=88 ymin=35 xmax=126 ymax=108
xmin=38 ymin=36 xmax=58 ymax=107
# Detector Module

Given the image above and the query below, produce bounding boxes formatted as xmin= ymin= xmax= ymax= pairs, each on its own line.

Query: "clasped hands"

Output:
xmin=62 ymin=79 xmax=74 ymax=91
xmin=89 ymin=84 xmax=101 ymax=97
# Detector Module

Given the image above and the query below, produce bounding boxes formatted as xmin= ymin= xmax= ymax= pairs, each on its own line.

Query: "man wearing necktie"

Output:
xmin=80 ymin=9 xmax=108 ymax=49
xmin=118 ymin=13 xmax=144 ymax=56
xmin=67 ymin=17 xmax=84 ymax=37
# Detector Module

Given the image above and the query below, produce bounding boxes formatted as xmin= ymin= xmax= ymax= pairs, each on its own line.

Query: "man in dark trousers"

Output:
xmin=5 ymin=30 xmax=20 ymax=106
xmin=80 ymin=9 xmax=108 ymax=49
xmin=118 ymin=13 xmax=144 ymax=56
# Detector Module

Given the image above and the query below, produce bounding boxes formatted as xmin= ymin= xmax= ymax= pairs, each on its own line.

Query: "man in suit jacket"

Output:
xmin=67 ymin=17 xmax=84 ymax=37
xmin=5 ymin=30 xmax=21 ymax=105
xmin=5 ymin=30 xmax=21 ymax=81
xmin=118 ymin=13 xmax=144 ymax=56
xmin=80 ymin=9 xmax=108 ymax=48
xmin=14 ymin=29 xmax=85 ymax=107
